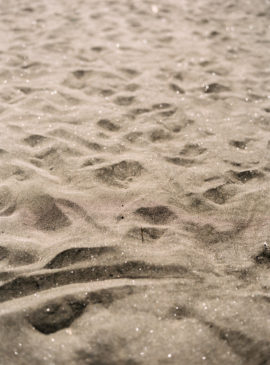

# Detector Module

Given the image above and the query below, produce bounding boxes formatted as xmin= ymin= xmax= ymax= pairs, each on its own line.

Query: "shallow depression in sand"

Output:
xmin=0 ymin=0 xmax=270 ymax=364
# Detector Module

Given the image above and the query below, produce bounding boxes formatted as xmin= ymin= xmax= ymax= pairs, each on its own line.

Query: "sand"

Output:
xmin=0 ymin=0 xmax=270 ymax=364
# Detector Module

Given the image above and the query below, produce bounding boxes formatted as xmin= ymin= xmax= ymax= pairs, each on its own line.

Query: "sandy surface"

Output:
xmin=0 ymin=0 xmax=270 ymax=364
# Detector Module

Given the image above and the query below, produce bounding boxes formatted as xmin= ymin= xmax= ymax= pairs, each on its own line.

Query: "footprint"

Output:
xmin=35 ymin=147 xmax=63 ymax=166
xmin=125 ymin=83 xmax=140 ymax=92
xmin=130 ymin=108 xmax=151 ymax=116
xmin=0 ymin=246 xmax=36 ymax=266
xmin=158 ymin=109 xmax=176 ymax=118
xmin=203 ymin=185 xmax=235 ymax=205
xmin=100 ymin=89 xmax=115 ymax=97
xmin=22 ymin=7 xmax=34 ymax=12
xmin=174 ymin=72 xmax=183 ymax=81
xmin=180 ymin=143 xmax=206 ymax=157
xmin=81 ymin=157 xmax=105 ymax=167
xmin=152 ymin=103 xmax=172 ymax=110
xmin=181 ymin=193 xmax=213 ymax=213
xmin=169 ymin=83 xmax=185 ymax=94
xmin=185 ymin=222 xmax=242 ymax=245
xmin=124 ymin=132 xmax=143 ymax=143
xmin=17 ymin=87 xmax=34 ymax=95
xmin=254 ymin=245 xmax=270 ymax=265
xmin=97 ymin=119 xmax=120 ymax=131
xmin=127 ymin=227 xmax=166 ymax=241
xmin=204 ymin=83 xmax=230 ymax=93
xmin=119 ymin=68 xmax=139 ymax=77
xmin=229 ymin=140 xmax=249 ymax=150
xmin=45 ymin=247 xmax=117 ymax=269
xmin=166 ymin=157 xmax=195 ymax=167
xmin=19 ymin=193 xmax=71 ymax=231
xmin=29 ymin=297 xmax=86 ymax=334
xmin=149 ymin=129 xmax=171 ymax=142
xmin=0 ymin=148 xmax=7 ymax=156
xmin=29 ymin=286 xmax=135 ymax=335
xmin=168 ymin=304 xmax=192 ymax=320
xmin=91 ymin=46 xmax=105 ymax=52
xmin=95 ymin=160 xmax=143 ymax=186
xmin=21 ymin=62 xmax=44 ymax=70
xmin=72 ymin=69 xmax=92 ymax=79
xmin=224 ymin=160 xmax=242 ymax=167
xmin=23 ymin=134 xmax=47 ymax=147
xmin=134 ymin=206 xmax=176 ymax=225
xmin=230 ymin=169 xmax=264 ymax=183
xmin=208 ymin=30 xmax=219 ymax=38
xmin=158 ymin=36 xmax=174 ymax=43
xmin=114 ymin=96 xmax=134 ymax=106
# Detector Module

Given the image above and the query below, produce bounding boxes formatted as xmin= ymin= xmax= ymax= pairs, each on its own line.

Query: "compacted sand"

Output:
xmin=0 ymin=0 xmax=270 ymax=364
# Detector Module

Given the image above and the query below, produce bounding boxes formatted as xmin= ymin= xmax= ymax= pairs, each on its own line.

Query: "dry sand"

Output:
xmin=0 ymin=0 xmax=270 ymax=364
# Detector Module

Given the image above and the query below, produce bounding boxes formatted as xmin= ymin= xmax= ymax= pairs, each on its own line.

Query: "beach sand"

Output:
xmin=0 ymin=0 xmax=270 ymax=364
